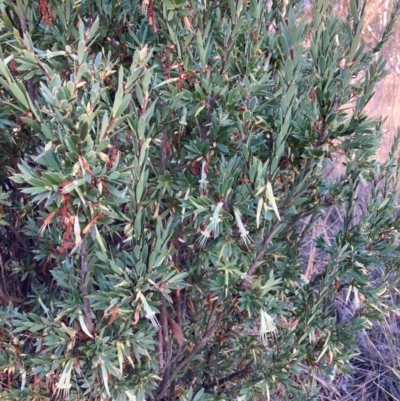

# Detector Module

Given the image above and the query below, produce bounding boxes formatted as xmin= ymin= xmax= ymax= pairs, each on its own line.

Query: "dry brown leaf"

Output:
xmin=168 ymin=316 xmax=184 ymax=347
xmin=39 ymin=211 xmax=56 ymax=237
xmin=131 ymin=305 xmax=140 ymax=326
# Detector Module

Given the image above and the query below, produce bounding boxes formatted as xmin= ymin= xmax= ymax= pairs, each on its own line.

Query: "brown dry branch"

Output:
xmin=160 ymin=292 xmax=171 ymax=383
xmin=242 ymin=218 xmax=282 ymax=291
xmin=155 ymin=305 xmax=229 ymax=400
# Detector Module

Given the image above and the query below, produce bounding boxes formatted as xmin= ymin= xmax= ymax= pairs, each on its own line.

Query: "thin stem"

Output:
xmin=155 ymin=307 xmax=229 ymax=400
xmin=160 ymin=293 xmax=171 ymax=379
xmin=80 ymin=245 xmax=94 ymax=334
xmin=204 ymin=362 xmax=252 ymax=389
xmin=157 ymin=325 xmax=164 ymax=370
xmin=161 ymin=130 xmax=168 ymax=171
xmin=242 ymin=219 xmax=281 ymax=291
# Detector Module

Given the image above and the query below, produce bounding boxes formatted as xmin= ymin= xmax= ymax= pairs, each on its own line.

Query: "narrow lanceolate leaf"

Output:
xmin=125 ymin=390 xmax=137 ymax=401
xmin=94 ymin=225 xmax=107 ymax=252
xmin=9 ymin=82 xmax=29 ymax=109
xmin=101 ymin=363 xmax=111 ymax=396
xmin=60 ymin=323 xmax=77 ymax=339
xmin=266 ymin=181 xmax=281 ymax=221
xmin=78 ymin=314 xmax=94 ymax=338
xmin=56 ymin=360 xmax=73 ymax=397
xmin=74 ymin=215 xmax=82 ymax=245
xmin=87 ymin=17 xmax=100 ymax=40
xmin=20 ymin=370 xmax=26 ymax=391
xmin=117 ymin=342 xmax=124 ymax=374
xmin=0 ymin=58 xmax=13 ymax=81
xmin=112 ymin=87 xmax=124 ymax=117
xmin=116 ymin=93 xmax=131 ymax=117
xmin=256 ymin=197 xmax=264 ymax=229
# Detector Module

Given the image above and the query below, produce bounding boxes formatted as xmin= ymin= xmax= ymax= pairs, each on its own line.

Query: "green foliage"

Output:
xmin=0 ymin=0 xmax=399 ymax=400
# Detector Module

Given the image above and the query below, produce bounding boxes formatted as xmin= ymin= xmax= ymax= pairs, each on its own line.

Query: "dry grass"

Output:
xmin=300 ymin=194 xmax=400 ymax=400
xmin=336 ymin=0 xmax=400 ymax=159
xmin=296 ymin=2 xmax=400 ymax=399
xmin=300 ymin=119 xmax=400 ymax=400
xmin=367 ymin=72 xmax=400 ymax=161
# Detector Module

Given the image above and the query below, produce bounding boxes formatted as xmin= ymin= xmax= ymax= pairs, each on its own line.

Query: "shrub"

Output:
xmin=0 ymin=0 xmax=399 ymax=400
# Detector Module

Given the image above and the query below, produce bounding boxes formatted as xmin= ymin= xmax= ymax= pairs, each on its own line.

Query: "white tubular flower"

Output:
xmin=198 ymin=229 xmax=211 ymax=248
xmin=266 ymin=181 xmax=280 ymax=221
xmin=55 ymin=360 xmax=73 ymax=401
xmin=141 ymin=0 xmax=149 ymax=15
xmin=198 ymin=160 xmax=208 ymax=195
xmin=209 ymin=202 xmax=224 ymax=229
xmin=259 ymin=309 xmax=276 ymax=345
xmin=181 ymin=187 xmax=190 ymax=222
xmin=234 ymin=208 xmax=253 ymax=245
xmin=179 ymin=106 xmax=188 ymax=133
xmin=139 ymin=293 xmax=160 ymax=329
xmin=197 ymin=202 xmax=224 ymax=247
xmin=138 ymin=44 xmax=149 ymax=62
xmin=353 ymin=286 xmax=360 ymax=310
